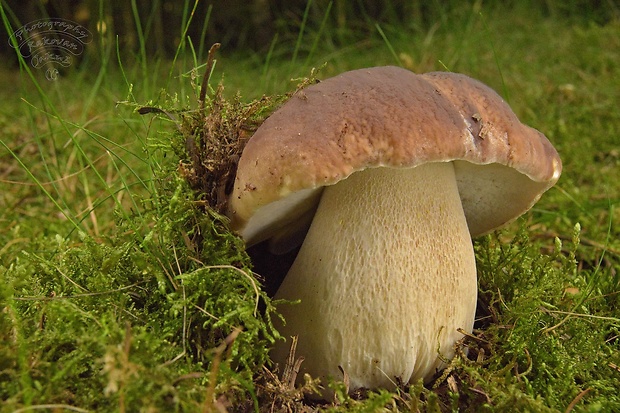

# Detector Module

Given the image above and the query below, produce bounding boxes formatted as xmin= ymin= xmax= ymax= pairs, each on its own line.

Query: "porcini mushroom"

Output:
xmin=226 ymin=66 xmax=562 ymax=392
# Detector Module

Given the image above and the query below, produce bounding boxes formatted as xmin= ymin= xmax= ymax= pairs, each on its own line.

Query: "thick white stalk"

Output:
xmin=271 ymin=162 xmax=477 ymax=391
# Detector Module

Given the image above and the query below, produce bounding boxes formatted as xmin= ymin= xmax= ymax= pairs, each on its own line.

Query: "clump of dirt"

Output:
xmin=178 ymin=82 xmax=268 ymax=213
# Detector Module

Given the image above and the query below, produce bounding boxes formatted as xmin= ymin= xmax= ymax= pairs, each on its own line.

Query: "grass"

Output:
xmin=1 ymin=1 xmax=619 ymax=411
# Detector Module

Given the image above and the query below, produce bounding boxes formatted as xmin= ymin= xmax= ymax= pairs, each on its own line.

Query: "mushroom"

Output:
xmin=226 ymin=66 xmax=562 ymax=393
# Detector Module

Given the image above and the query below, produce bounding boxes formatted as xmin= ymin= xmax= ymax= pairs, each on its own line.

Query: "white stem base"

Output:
xmin=272 ymin=162 xmax=477 ymax=392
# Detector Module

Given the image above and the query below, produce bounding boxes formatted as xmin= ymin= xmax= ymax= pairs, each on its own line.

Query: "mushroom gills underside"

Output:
xmin=453 ymin=160 xmax=554 ymax=237
xmin=271 ymin=161 xmax=478 ymax=393
xmin=240 ymin=187 xmax=322 ymax=251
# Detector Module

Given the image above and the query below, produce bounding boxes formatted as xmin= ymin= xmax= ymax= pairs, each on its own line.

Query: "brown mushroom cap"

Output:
xmin=227 ymin=66 xmax=562 ymax=245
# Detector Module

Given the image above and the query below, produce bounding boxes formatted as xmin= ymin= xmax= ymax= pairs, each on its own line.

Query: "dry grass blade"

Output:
xmin=564 ymin=388 xmax=592 ymax=413
xmin=282 ymin=335 xmax=304 ymax=390
xmin=200 ymin=43 xmax=221 ymax=113
xmin=203 ymin=327 xmax=242 ymax=413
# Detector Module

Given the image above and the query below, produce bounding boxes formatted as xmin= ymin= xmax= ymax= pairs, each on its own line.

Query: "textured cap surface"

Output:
xmin=228 ymin=66 xmax=562 ymax=243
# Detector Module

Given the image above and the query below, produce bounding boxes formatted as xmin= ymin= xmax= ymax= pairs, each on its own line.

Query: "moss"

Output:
xmin=444 ymin=225 xmax=620 ymax=412
xmin=0 ymin=50 xmax=322 ymax=411
xmin=0 ymin=175 xmax=280 ymax=411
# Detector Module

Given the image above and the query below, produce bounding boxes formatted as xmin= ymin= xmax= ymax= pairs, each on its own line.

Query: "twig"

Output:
xmin=12 ymin=405 xmax=90 ymax=413
xmin=533 ymin=231 xmax=620 ymax=256
xmin=14 ymin=282 xmax=146 ymax=301
xmin=203 ymin=328 xmax=241 ymax=413
xmin=282 ymin=336 xmax=304 ymax=390
xmin=469 ymin=387 xmax=492 ymax=404
xmin=457 ymin=327 xmax=491 ymax=344
xmin=564 ymin=388 xmax=591 ymax=413
xmin=205 ymin=265 xmax=261 ymax=317
xmin=541 ymin=308 xmax=620 ymax=334
xmin=514 ymin=348 xmax=532 ymax=380
xmin=199 ymin=43 xmax=221 ymax=113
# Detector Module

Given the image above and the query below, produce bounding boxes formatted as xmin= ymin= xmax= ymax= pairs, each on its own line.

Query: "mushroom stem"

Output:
xmin=272 ymin=162 xmax=477 ymax=391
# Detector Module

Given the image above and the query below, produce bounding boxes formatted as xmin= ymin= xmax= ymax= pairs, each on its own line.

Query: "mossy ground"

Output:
xmin=1 ymin=2 xmax=619 ymax=412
